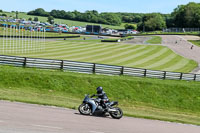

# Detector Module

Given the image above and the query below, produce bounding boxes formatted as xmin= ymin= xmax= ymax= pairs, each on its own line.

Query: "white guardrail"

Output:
xmin=0 ymin=55 xmax=199 ymax=81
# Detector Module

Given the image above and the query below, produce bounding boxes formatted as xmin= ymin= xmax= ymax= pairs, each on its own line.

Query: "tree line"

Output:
xmin=28 ymin=8 xmax=121 ymax=26
xmin=120 ymin=2 xmax=200 ymax=31
xmin=26 ymin=2 xmax=200 ymax=31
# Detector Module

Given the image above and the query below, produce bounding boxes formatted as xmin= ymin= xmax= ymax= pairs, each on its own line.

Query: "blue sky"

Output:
xmin=1 ymin=0 xmax=199 ymax=13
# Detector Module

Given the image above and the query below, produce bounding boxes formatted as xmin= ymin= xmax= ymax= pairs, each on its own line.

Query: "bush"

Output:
xmin=101 ymin=39 xmax=119 ymax=42
xmin=34 ymin=17 xmax=39 ymax=21
xmin=2 ymin=14 xmax=7 ymax=17
xmin=124 ymin=24 xmax=136 ymax=30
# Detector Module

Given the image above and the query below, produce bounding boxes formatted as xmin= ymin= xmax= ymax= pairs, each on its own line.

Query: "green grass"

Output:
xmin=146 ymin=36 xmax=162 ymax=44
xmin=0 ymin=65 xmax=200 ymax=125
xmin=0 ymin=39 xmax=197 ymax=73
xmin=101 ymin=36 xmax=133 ymax=42
xmin=3 ymin=12 xmax=125 ymax=29
xmin=139 ymin=31 xmax=200 ymax=35
xmin=189 ymin=40 xmax=200 ymax=47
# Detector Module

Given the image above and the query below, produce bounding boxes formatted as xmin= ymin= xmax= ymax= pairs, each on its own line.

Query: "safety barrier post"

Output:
xmin=180 ymin=73 xmax=183 ymax=80
xmin=121 ymin=66 xmax=124 ymax=75
xmin=93 ymin=63 xmax=96 ymax=74
xmin=163 ymin=71 xmax=166 ymax=79
xmin=61 ymin=60 xmax=64 ymax=70
xmin=144 ymin=69 xmax=147 ymax=77
xmin=23 ymin=57 xmax=27 ymax=67
xmin=194 ymin=74 xmax=197 ymax=81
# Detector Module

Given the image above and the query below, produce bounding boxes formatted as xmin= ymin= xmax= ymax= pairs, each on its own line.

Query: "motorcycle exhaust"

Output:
xmin=108 ymin=108 xmax=118 ymax=112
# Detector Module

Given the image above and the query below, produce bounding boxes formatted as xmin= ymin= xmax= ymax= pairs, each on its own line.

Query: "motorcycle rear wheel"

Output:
xmin=78 ymin=103 xmax=92 ymax=115
xmin=109 ymin=107 xmax=123 ymax=119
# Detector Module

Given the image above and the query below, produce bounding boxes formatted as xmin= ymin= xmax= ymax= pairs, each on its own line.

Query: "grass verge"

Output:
xmin=189 ymin=40 xmax=200 ymax=47
xmin=0 ymin=65 xmax=200 ymax=125
xmin=139 ymin=31 xmax=200 ymax=36
xmin=146 ymin=36 xmax=162 ymax=44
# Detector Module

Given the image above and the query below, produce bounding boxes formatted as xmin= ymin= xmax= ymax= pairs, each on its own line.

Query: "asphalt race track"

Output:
xmin=0 ymin=101 xmax=200 ymax=133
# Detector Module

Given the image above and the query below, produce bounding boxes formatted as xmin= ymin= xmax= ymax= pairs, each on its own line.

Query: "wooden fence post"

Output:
xmin=60 ymin=60 xmax=64 ymax=70
xmin=180 ymin=73 xmax=183 ymax=80
xmin=23 ymin=57 xmax=27 ymax=67
xmin=120 ymin=66 xmax=124 ymax=75
xmin=144 ymin=69 xmax=147 ymax=77
xmin=93 ymin=63 xmax=96 ymax=74
xmin=163 ymin=71 xmax=166 ymax=79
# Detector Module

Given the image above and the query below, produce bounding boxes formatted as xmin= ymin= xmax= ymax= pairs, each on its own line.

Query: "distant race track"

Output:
xmin=0 ymin=35 xmax=197 ymax=73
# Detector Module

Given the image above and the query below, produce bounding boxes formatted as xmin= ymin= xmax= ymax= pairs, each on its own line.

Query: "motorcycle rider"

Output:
xmin=91 ymin=86 xmax=109 ymax=111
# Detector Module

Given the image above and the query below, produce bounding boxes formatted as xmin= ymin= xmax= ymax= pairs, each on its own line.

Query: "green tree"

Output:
xmin=122 ymin=16 xmax=134 ymax=23
xmin=28 ymin=18 xmax=32 ymax=21
xmin=124 ymin=24 xmax=136 ymax=30
xmin=137 ymin=13 xmax=166 ymax=31
xmin=16 ymin=11 xmax=19 ymax=19
xmin=82 ymin=10 xmax=99 ymax=23
xmin=33 ymin=17 xmax=39 ymax=21
xmin=64 ymin=12 xmax=75 ymax=20
xmin=171 ymin=2 xmax=200 ymax=28
xmin=133 ymin=15 xmax=142 ymax=23
xmin=47 ymin=16 xmax=54 ymax=24
xmin=50 ymin=10 xmax=58 ymax=17
xmin=72 ymin=10 xmax=82 ymax=21
xmin=59 ymin=10 xmax=66 ymax=18
xmin=28 ymin=8 xmax=49 ymax=16
xmin=100 ymin=13 xmax=121 ymax=26
xmin=2 ymin=14 xmax=7 ymax=17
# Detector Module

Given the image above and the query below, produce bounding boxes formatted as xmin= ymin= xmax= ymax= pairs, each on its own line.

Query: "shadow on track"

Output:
xmin=74 ymin=112 xmax=114 ymax=120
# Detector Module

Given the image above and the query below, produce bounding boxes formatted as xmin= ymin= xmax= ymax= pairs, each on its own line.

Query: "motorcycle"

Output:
xmin=78 ymin=94 xmax=123 ymax=119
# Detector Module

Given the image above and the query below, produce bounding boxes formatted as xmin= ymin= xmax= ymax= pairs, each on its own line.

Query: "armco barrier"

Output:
xmin=0 ymin=55 xmax=199 ymax=81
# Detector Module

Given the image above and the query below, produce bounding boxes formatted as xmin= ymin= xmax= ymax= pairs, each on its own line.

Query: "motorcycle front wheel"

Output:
xmin=78 ymin=103 xmax=92 ymax=115
xmin=109 ymin=107 xmax=123 ymax=119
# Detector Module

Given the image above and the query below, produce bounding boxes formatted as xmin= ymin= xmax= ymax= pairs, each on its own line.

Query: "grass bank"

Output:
xmin=189 ymin=40 xmax=200 ymax=47
xmin=0 ymin=65 xmax=200 ymax=125
xmin=101 ymin=36 xmax=133 ymax=42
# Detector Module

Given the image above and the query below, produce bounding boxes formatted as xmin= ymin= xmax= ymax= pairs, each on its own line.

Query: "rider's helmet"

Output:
xmin=96 ymin=86 xmax=103 ymax=93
